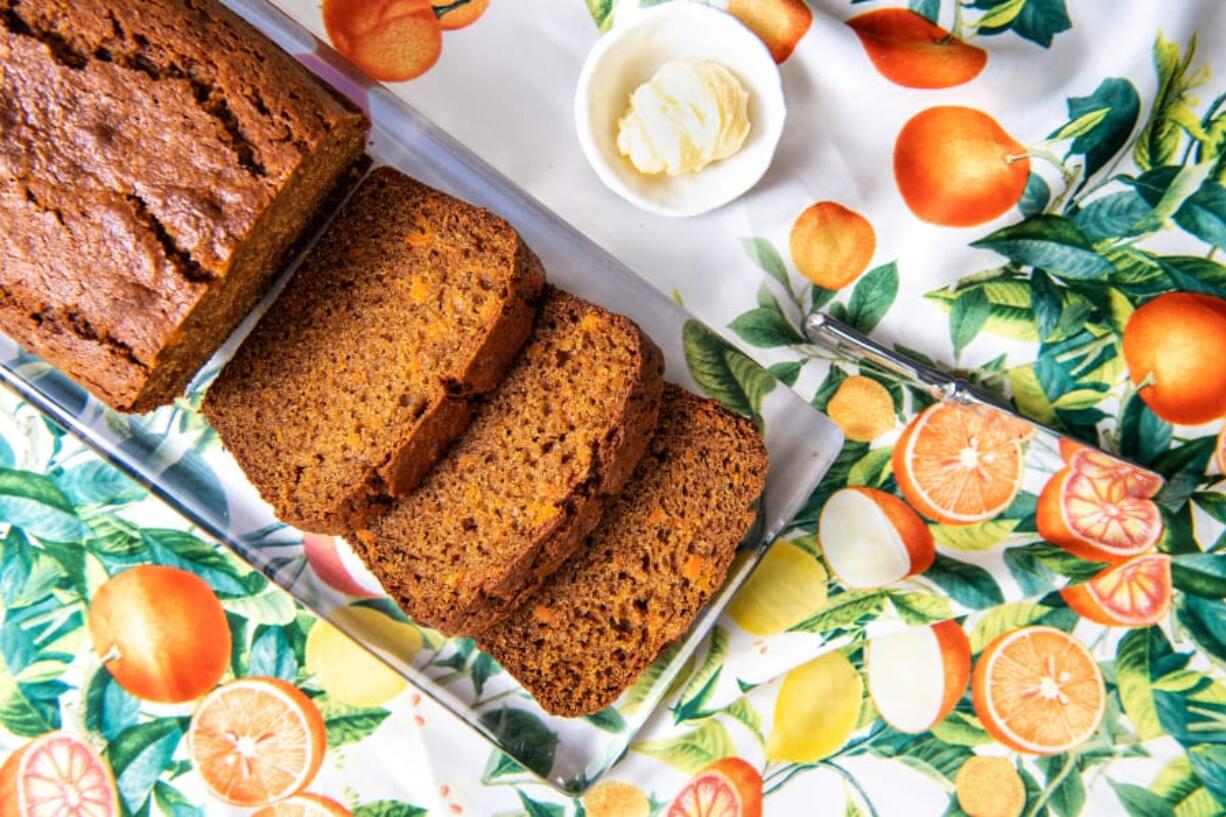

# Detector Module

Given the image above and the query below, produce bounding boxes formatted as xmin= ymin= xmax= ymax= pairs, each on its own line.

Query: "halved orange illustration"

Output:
xmin=188 ymin=677 xmax=328 ymax=806
xmin=0 ymin=731 xmax=119 ymax=817
xmin=1060 ymin=553 xmax=1172 ymax=626
xmin=894 ymin=402 xmax=1030 ymax=525
xmin=972 ymin=626 xmax=1105 ymax=755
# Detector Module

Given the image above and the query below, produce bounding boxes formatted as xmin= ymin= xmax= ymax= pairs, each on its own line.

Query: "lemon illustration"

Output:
xmin=305 ymin=607 xmax=422 ymax=707
xmin=826 ymin=375 xmax=896 ymax=443
xmin=582 ymin=780 xmax=650 ymax=817
xmin=765 ymin=650 xmax=862 ymax=763
xmin=727 ymin=540 xmax=827 ymax=635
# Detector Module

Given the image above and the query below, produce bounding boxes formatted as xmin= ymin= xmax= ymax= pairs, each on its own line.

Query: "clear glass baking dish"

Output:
xmin=0 ymin=0 xmax=842 ymax=793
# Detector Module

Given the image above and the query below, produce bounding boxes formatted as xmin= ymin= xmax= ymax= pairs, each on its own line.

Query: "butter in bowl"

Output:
xmin=574 ymin=1 xmax=787 ymax=217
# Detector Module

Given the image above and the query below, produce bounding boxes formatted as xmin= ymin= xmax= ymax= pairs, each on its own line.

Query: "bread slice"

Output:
xmin=352 ymin=286 xmax=664 ymax=636
xmin=477 ymin=385 xmax=769 ymax=717
xmin=203 ymin=167 xmax=545 ymax=534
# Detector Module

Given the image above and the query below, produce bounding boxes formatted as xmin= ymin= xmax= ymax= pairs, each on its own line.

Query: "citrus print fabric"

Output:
xmin=3 ymin=1 xmax=1226 ymax=817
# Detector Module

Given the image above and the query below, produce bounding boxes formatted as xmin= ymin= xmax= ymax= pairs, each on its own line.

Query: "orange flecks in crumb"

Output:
xmin=648 ymin=506 xmax=668 ymax=524
xmin=532 ymin=603 xmax=559 ymax=624
xmin=683 ymin=554 xmax=707 ymax=581
xmin=409 ymin=276 xmax=430 ymax=303
xmin=353 ymin=529 xmax=375 ymax=545
xmin=408 ymin=218 xmax=432 ymax=247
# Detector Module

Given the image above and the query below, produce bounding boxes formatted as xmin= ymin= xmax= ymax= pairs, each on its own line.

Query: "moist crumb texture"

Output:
xmin=0 ymin=0 xmax=368 ymax=411
xmin=353 ymin=286 xmax=665 ymax=637
xmin=203 ymin=167 xmax=546 ymax=534
xmin=478 ymin=384 xmax=769 ymax=717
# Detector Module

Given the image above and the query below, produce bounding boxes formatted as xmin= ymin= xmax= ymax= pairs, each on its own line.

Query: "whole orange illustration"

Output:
xmin=894 ymin=106 xmax=1030 ymax=227
xmin=847 ymin=9 xmax=986 ymax=89
xmin=1122 ymin=291 xmax=1226 ymax=425
xmin=789 ymin=202 xmax=876 ymax=289
xmin=727 ymin=0 xmax=813 ymax=63
xmin=88 ymin=565 xmax=231 ymax=703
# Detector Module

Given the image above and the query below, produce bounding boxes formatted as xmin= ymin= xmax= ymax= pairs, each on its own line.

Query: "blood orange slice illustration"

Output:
xmin=972 ymin=626 xmax=1105 ymax=755
xmin=667 ymin=757 xmax=762 ymax=817
xmin=188 ymin=677 xmax=327 ymax=806
xmin=894 ymin=402 xmax=1030 ymax=525
xmin=0 ymin=731 xmax=118 ymax=817
xmin=1060 ymin=553 xmax=1172 ymax=627
xmin=1057 ymin=439 xmax=1164 ymax=499
xmin=1037 ymin=468 xmax=1164 ymax=563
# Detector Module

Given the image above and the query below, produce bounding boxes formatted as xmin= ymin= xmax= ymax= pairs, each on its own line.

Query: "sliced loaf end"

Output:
xmin=204 ymin=168 xmax=544 ymax=534
xmin=477 ymin=384 xmax=769 ymax=717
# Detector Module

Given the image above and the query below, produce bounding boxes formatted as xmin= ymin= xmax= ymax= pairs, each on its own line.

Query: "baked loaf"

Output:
xmin=204 ymin=167 xmax=545 ymax=534
xmin=353 ymin=286 xmax=665 ymax=636
xmin=0 ymin=0 xmax=368 ymax=412
xmin=478 ymin=385 xmax=769 ymax=717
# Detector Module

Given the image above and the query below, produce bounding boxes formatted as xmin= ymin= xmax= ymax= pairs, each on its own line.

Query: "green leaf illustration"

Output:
xmin=949 ymin=287 xmax=990 ymax=359
xmin=584 ymin=706 xmax=626 ymax=733
xmin=53 ymin=461 xmax=146 ymax=507
xmin=968 ymin=602 xmax=1053 ymax=654
xmin=888 ymin=591 xmax=955 ymax=626
xmin=481 ymin=751 xmax=527 ymax=784
xmin=1176 ymin=596 xmax=1226 ymax=666
xmin=1171 ymin=553 xmax=1226 ymax=598
xmin=107 ymin=717 xmax=186 ymax=815
xmin=975 ymin=0 xmax=1070 ymax=47
xmin=768 ymin=361 xmax=804 ymax=387
xmin=1119 ymin=392 xmax=1174 ymax=467
xmin=1151 ymin=755 xmax=1226 ymax=817
xmin=1109 ymin=781 xmax=1177 ymax=817
xmin=353 ymin=802 xmax=429 ymax=817
xmin=83 ymin=669 xmax=140 ymax=741
xmin=248 ymin=626 xmax=298 ymax=683
xmin=318 ymin=695 xmax=391 ymax=749
xmin=741 ymin=237 xmax=792 ymax=294
xmin=788 ymin=589 xmax=886 ymax=634
xmin=516 ymin=790 xmax=565 ymax=817
xmin=810 ymin=366 xmax=849 ymax=413
xmin=0 ymin=659 xmax=60 ymax=737
xmin=682 ymin=320 xmax=775 ymax=422
xmin=926 ymin=277 xmax=1039 ymax=342
xmin=1040 ymin=754 xmax=1086 ymax=817
xmin=141 ymin=529 xmax=248 ymax=596
xmin=923 ymin=554 xmax=1004 ymax=611
xmin=971 ymin=216 xmax=1114 ymax=280
xmin=930 ymin=711 xmax=992 ymax=747
xmin=153 ymin=781 xmax=204 ymax=817
xmin=908 ymin=0 xmax=939 ymax=23
xmin=1135 ymin=33 xmax=1200 ymax=171
xmin=674 ymin=626 xmax=729 ymax=722
xmin=847 ymin=448 xmax=892 ymax=488
xmin=1158 ymin=255 xmax=1226 ymax=298
xmin=584 ymin=0 xmax=614 ymax=30
xmin=1071 ymin=190 xmax=1152 ymax=240
xmin=845 ymin=262 xmax=899 ymax=334
xmin=478 ymin=707 xmax=557 ymax=778
xmin=1058 ymin=78 xmax=1142 ymax=177
xmin=729 ymin=305 xmax=805 ymax=348
xmin=873 ymin=733 xmax=973 ymax=784
xmin=1188 ymin=746 xmax=1226 ymax=813
xmin=932 ymin=519 xmax=1021 ymax=552
xmin=1116 ymin=627 xmax=1166 ymax=741
xmin=0 ymin=468 xmax=88 ymax=542
xmin=1019 ymin=172 xmax=1052 ymax=217
xmin=633 ymin=718 xmax=734 ymax=773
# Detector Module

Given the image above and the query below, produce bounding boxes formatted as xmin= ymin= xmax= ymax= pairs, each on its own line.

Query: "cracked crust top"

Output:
xmin=0 ymin=0 xmax=367 ymax=411
xmin=351 ymin=287 xmax=665 ymax=637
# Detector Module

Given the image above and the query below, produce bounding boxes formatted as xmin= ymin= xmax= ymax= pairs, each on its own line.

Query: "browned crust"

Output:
xmin=478 ymin=386 xmax=769 ymax=717
xmin=0 ymin=0 xmax=369 ymax=413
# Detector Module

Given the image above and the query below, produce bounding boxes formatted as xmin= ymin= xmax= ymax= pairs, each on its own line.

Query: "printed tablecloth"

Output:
xmin=2 ymin=0 xmax=1226 ymax=815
